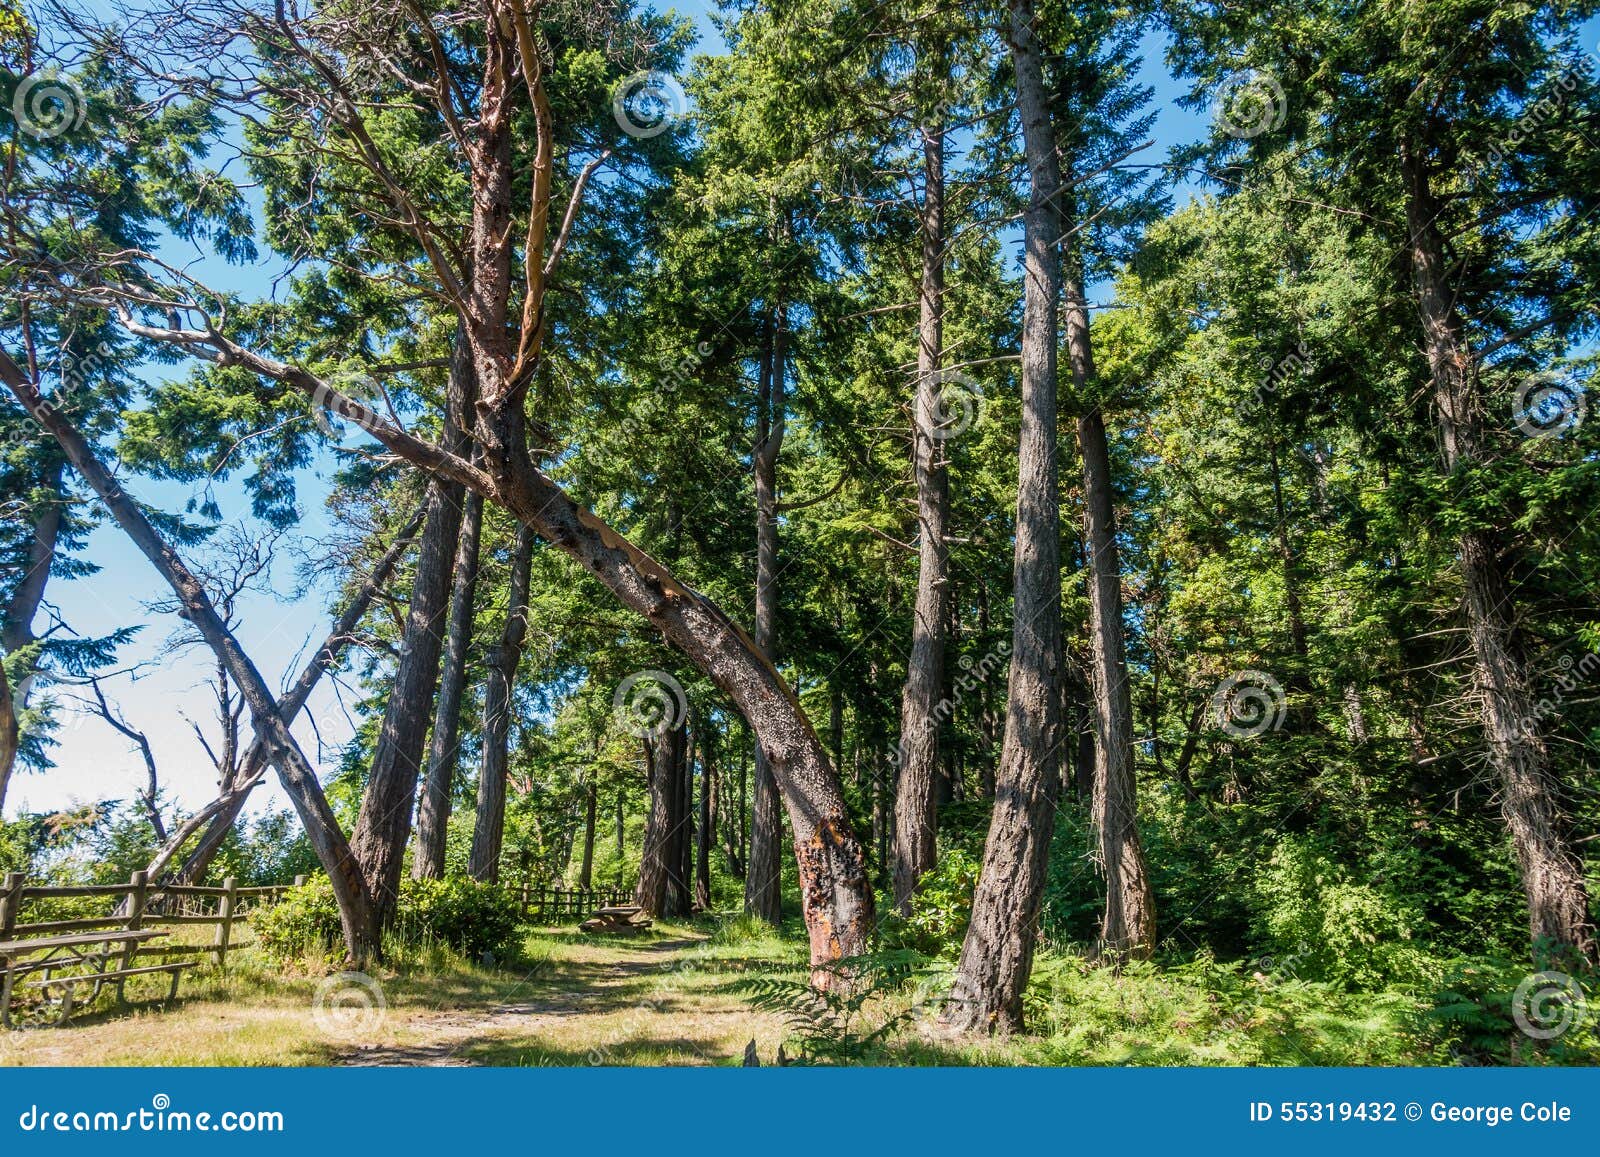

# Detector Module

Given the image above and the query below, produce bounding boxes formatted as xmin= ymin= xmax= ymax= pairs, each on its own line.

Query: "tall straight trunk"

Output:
xmin=635 ymin=721 xmax=689 ymax=917
xmin=578 ymin=780 xmax=597 ymax=889
xmin=1400 ymin=141 xmax=1596 ymax=966
xmin=1065 ymin=242 xmax=1156 ymax=958
xmin=677 ymin=729 xmax=695 ymax=909
xmin=2 ymin=352 xmax=378 ymax=961
xmin=414 ymin=488 xmax=484 ymax=879
xmin=352 ymin=338 xmax=475 ymax=920
xmin=696 ymin=737 xmax=714 ymax=909
xmin=469 ymin=524 xmax=537 ymax=882
xmin=893 ymin=86 xmax=951 ymax=916
xmin=746 ymin=301 xmax=786 ymax=923
xmin=153 ymin=503 xmax=427 ymax=887
xmin=944 ymin=0 xmax=1065 ymax=1033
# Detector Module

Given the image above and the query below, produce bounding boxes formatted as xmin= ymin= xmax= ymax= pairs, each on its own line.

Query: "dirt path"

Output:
xmin=333 ymin=936 xmax=773 ymax=1067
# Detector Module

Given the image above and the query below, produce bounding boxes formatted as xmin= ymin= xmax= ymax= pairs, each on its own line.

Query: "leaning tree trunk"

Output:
xmin=746 ymin=304 xmax=786 ymax=924
xmin=158 ymin=502 xmax=428 ymax=888
xmin=414 ymin=488 xmax=484 ymax=879
xmin=468 ymin=524 xmax=536 ymax=882
xmin=2 ymin=352 xmax=380 ymax=962
xmin=943 ymin=0 xmax=1065 ymax=1034
xmin=893 ymin=87 xmax=952 ymax=916
xmin=0 ymin=659 xmax=16 ymax=815
xmin=1400 ymin=141 xmax=1597 ymax=967
xmin=1064 ymin=239 xmax=1156 ymax=960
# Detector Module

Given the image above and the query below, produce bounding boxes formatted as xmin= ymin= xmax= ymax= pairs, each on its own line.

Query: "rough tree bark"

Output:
xmin=696 ymin=736 xmax=714 ymax=910
xmin=1400 ymin=140 xmax=1597 ymax=966
xmin=99 ymin=9 xmax=877 ymax=983
xmin=578 ymin=779 xmax=596 ymax=889
xmin=1 ymin=351 xmax=379 ymax=962
xmin=943 ymin=0 xmax=1065 ymax=1033
xmin=893 ymin=83 xmax=951 ymax=916
xmin=746 ymin=302 xmax=786 ymax=923
xmin=1064 ymin=238 xmax=1157 ymax=959
xmin=468 ymin=523 xmax=536 ymax=882
xmin=635 ymin=721 xmax=690 ymax=917
xmin=413 ymin=488 xmax=484 ymax=879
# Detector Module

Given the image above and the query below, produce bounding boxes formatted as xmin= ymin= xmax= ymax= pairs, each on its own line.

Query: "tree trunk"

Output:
xmin=579 ymin=779 xmax=597 ymax=889
xmin=414 ymin=488 xmax=484 ymax=879
xmin=1400 ymin=141 xmax=1597 ymax=966
xmin=893 ymin=87 xmax=951 ymax=916
xmin=1 ymin=456 xmax=63 ymax=654
xmin=469 ymin=523 xmax=537 ymax=882
xmin=351 ymin=338 xmax=476 ymax=919
xmin=696 ymin=736 xmax=714 ymax=909
xmin=2 ymin=352 xmax=379 ymax=962
xmin=746 ymin=303 xmax=785 ymax=924
xmin=635 ymin=721 xmax=689 ymax=917
xmin=151 ymin=503 xmax=426 ymax=887
xmin=943 ymin=0 xmax=1065 ymax=1033
xmin=0 ymin=659 xmax=16 ymax=815
xmin=1069 ymin=284 xmax=1157 ymax=958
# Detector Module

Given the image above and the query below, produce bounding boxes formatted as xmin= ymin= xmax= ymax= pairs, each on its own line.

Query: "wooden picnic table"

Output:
xmin=1 ymin=929 xmax=171 ymax=1028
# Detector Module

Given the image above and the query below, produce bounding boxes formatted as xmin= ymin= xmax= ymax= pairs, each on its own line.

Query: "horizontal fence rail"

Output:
xmin=0 ymin=870 xmax=301 ymax=1028
xmin=513 ymin=884 xmax=631 ymax=923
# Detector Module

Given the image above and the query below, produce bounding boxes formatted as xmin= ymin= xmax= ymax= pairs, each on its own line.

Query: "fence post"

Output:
xmin=1 ymin=871 xmax=23 ymax=1029
xmin=213 ymin=876 xmax=237 ymax=968
xmin=116 ymin=870 xmax=149 ymax=1002
xmin=293 ymin=874 xmax=306 ymax=888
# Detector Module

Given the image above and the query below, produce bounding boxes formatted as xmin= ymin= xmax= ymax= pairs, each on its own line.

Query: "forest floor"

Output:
xmin=1 ymin=913 xmax=1564 ymax=1067
xmin=0 ymin=921 xmax=808 ymax=1067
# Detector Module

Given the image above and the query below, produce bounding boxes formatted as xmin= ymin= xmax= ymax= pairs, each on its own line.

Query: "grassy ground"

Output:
xmin=0 ymin=914 xmax=1586 ymax=1066
xmin=0 ymin=917 xmax=803 ymax=1067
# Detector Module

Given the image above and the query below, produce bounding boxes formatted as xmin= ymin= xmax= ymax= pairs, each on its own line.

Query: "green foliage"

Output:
xmin=1252 ymin=836 xmax=1428 ymax=990
xmin=254 ymin=876 xmax=522 ymax=964
xmin=735 ymin=949 xmax=928 ymax=1064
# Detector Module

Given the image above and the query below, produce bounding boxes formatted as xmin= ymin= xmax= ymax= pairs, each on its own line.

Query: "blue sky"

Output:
xmin=17 ymin=4 xmax=1590 ymax=821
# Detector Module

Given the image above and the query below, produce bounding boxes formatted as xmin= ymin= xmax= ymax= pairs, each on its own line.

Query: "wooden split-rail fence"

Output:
xmin=0 ymin=870 xmax=301 ymax=1028
xmin=1 ymin=871 xmax=631 ymax=1027
xmin=514 ymin=883 xmax=632 ymax=922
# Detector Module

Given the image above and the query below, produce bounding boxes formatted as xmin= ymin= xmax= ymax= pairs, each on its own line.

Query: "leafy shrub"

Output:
xmin=253 ymin=876 xmax=521 ymax=963
xmin=1252 ymin=836 xmax=1426 ymax=989
xmin=392 ymin=876 xmax=520 ymax=959
xmin=253 ymin=877 xmax=343 ymax=961
xmin=900 ymin=846 xmax=981 ymax=954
